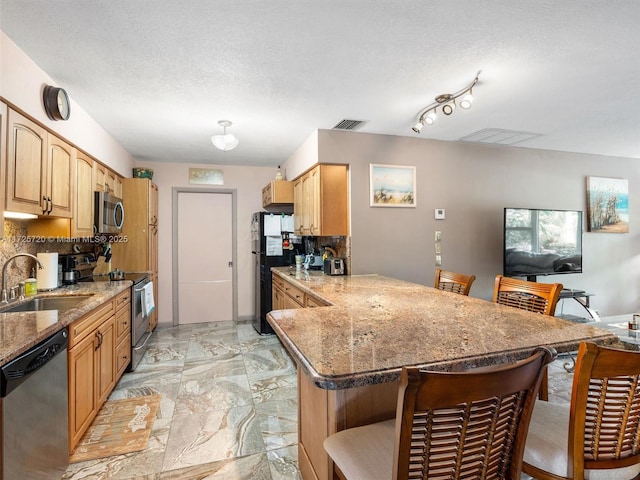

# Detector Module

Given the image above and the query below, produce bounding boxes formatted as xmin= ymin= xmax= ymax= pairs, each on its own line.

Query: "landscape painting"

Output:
xmin=587 ymin=176 xmax=629 ymax=233
xmin=370 ymin=164 xmax=416 ymax=207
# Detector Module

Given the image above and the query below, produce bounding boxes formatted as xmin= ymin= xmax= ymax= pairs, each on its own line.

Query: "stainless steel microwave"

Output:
xmin=94 ymin=191 xmax=124 ymax=233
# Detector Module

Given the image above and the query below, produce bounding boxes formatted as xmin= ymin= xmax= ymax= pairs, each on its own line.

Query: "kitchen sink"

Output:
xmin=0 ymin=295 xmax=93 ymax=313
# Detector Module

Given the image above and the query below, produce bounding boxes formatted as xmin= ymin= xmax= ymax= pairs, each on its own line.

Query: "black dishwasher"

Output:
xmin=1 ymin=328 xmax=69 ymax=480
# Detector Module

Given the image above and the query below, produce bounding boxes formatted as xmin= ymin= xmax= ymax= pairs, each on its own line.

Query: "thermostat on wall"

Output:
xmin=435 ymin=208 xmax=445 ymax=220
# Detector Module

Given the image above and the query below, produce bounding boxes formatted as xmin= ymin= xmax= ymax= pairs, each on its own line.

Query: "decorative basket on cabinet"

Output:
xmin=132 ymin=168 xmax=154 ymax=180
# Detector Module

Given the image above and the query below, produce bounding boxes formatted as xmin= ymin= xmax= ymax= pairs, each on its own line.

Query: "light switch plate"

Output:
xmin=435 ymin=208 xmax=445 ymax=220
xmin=435 ymin=243 xmax=441 ymax=254
xmin=435 ymin=255 xmax=442 ymax=266
xmin=435 ymin=231 xmax=441 ymax=242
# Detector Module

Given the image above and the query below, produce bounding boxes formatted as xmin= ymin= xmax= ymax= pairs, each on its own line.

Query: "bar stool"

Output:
xmin=324 ymin=347 xmax=556 ymax=480
xmin=434 ymin=268 xmax=476 ymax=295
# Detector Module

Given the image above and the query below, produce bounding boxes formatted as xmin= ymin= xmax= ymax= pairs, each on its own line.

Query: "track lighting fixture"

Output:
xmin=411 ymin=71 xmax=481 ymax=133
xmin=211 ymin=120 xmax=239 ymax=151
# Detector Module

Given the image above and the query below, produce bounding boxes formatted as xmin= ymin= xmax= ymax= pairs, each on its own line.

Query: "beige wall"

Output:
xmin=135 ymin=161 xmax=278 ymax=327
xmin=0 ymin=31 xmax=134 ymax=176
xmin=290 ymin=129 xmax=640 ymax=317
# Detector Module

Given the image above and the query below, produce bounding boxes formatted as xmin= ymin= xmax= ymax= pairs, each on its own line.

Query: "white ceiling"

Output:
xmin=2 ymin=1 xmax=640 ymax=167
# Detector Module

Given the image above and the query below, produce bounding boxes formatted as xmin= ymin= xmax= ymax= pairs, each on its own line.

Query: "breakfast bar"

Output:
xmin=267 ymin=267 xmax=618 ymax=480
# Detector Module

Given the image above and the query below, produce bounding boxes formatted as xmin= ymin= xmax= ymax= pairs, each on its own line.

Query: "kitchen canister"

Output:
xmin=36 ymin=252 xmax=59 ymax=291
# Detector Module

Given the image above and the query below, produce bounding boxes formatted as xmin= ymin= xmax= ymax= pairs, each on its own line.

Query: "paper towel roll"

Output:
xmin=37 ymin=252 xmax=58 ymax=291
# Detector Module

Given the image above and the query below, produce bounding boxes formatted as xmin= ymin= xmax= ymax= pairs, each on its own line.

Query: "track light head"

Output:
xmin=442 ymin=101 xmax=455 ymax=116
xmin=425 ymin=110 xmax=437 ymax=125
xmin=460 ymin=92 xmax=473 ymax=109
xmin=412 ymin=121 xmax=424 ymax=133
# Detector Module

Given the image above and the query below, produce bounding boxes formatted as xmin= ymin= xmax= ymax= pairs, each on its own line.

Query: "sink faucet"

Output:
xmin=1 ymin=253 xmax=44 ymax=303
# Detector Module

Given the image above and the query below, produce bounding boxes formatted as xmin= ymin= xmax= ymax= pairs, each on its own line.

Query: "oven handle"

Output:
xmin=133 ymin=331 xmax=153 ymax=351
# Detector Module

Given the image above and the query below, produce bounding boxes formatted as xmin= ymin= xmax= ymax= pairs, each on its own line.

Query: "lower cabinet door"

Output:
xmin=68 ymin=335 xmax=98 ymax=451
xmin=96 ymin=317 xmax=116 ymax=407
xmin=115 ymin=334 xmax=131 ymax=379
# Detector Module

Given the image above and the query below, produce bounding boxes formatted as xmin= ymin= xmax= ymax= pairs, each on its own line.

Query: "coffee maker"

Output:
xmin=59 ymin=255 xmax=79 ymax=284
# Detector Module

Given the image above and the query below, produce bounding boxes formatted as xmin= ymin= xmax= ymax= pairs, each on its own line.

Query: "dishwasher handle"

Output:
xmin=1 ymin=328 xmax=68 ymax=398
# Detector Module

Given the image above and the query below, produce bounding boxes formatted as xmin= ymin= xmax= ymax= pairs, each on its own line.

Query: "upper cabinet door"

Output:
xmin=6 ymin=109 xmax=47 ymax=215
xmin=47 ymin=134 xmax=74 ymax=218
xmin=74 ymin=152 xmax=95 ymax=237
xmin=292 ymin=164 xmax=349 ymax=237
xmin=93 ymin=162 xmax=106 ymax=192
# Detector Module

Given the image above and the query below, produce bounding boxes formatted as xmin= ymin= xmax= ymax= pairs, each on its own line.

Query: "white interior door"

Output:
xmin=177 ymin=192 xmax=233 ymax=323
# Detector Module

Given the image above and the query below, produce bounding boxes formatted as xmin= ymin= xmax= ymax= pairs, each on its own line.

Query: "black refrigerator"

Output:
xmin=251 ymin=211 xmax=296 ymax=334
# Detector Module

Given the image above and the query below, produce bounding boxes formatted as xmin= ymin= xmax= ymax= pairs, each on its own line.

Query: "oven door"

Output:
xmin=129 ymin=278 xmax=152 ymax=372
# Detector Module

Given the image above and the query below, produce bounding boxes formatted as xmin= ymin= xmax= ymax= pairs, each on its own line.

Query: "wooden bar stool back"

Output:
xmin=524 ymin=342 xmax=640 ymax=480
xmin=324 ymin=347 xmax=556 ymax=480
xmin=492 ymin=275 xmax=563 ymax=316
xmin=434 ymin=268 xmax=476 ymax=296
xmin=492 ymin=275 xmax=563 ymax=401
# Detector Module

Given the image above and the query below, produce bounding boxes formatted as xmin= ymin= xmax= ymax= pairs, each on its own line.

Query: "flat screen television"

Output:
xmin=503 ymin=208 xmax=583 ymax=281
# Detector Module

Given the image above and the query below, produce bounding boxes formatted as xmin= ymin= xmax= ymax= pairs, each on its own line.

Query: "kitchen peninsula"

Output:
xmin=266 ymin=267 xmax=618 ymax=480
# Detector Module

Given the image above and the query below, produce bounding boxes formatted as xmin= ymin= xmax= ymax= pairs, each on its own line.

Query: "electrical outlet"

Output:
xmin=435 ymin=243 xmax=441 ymax=254
xmin=435 ymin=231 xmax=441 ymax=242
xmin=435 ymin=255 xmax=442 ymax=266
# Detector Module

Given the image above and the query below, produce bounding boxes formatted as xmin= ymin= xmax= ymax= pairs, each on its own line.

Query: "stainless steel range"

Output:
xmin=62 ymin=253 xmax=152 ymax=372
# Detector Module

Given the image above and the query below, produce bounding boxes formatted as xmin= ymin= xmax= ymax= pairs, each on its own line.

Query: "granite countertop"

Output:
xmin=0 ymin=281 xmax=132 ymax=366
xmin=267 ymin=267 xmax=618 ymax=390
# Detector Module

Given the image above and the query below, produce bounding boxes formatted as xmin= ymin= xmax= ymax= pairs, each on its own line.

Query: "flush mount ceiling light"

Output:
xmin=211 ymin=120 xmax=239 ymax=151
xmin=411 ymin=71 xmax=481 ymax=134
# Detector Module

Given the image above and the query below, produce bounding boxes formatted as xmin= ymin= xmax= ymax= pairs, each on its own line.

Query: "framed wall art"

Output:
xmin=369 ymin=164 xmax=416 ymax=207
xmin=188 ymin=168 xmax=224 ymax=185
xmin=586 ymin=176 xmax=629 ymax=233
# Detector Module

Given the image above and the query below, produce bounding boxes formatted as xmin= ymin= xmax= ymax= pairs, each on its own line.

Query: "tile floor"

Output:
xmin=63 ymin=320 xmax=301 ymax=480
xmin=63 ymin=319 xmax=575 ymax=480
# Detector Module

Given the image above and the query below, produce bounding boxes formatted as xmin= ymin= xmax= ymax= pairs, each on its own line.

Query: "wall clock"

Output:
xmin=43 ymin=85 xmax=70 ymax=121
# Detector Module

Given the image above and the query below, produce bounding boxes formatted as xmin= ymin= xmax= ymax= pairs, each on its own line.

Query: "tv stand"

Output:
xmin=557 ymin=289 xmax=599 ymax=322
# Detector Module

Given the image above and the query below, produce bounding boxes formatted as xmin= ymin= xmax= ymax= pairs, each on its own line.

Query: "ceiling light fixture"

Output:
xmin=211 ymin=120 xmax=239 ymax=151
xmin=411 ymin=71 xmax=481 ymax=133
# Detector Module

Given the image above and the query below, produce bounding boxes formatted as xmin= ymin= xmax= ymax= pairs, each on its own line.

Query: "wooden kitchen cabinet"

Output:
xmin=6 ymin=109 xmax=74 ymax=217
xmin=272 ymin=274 xmax=329 ymax=311
xmin=262 ymin=180 xmax=293 ymax=207
xmin=272 ymin=275 xmax=286 ymax=310
xmin=68 ymin=301 xmax=117 ymax=452
xmin=0 ymin=102 xmax=6 ymax=238
xmin=73 ymin=152 xmax=95 ymax=237
xmin=6 ymin=109 xmax=47 ymax=215
xmin=293 ymin=164 xmax=349 ymax=236
xmin=26 ymin=150 xmax=96 ymax=239
xmin=114 ymin=289 xmax=132 ymax=379
xmin=111 ymin=178 xmax=159 ymax=330
xmin=93 ymin=162 xmax=106 ymax=192
xmin=46 ymin=134 xmax=74 ymax=217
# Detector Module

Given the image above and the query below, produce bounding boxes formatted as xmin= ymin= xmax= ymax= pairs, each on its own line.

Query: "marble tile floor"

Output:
xmin=63 ymin=320 xmax=301 ymax=480
xmin=62 ymin=319 xmax=575 ymax=480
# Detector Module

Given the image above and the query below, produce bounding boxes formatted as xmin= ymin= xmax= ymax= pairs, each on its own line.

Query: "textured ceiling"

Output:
xmin=2 ymin=1 xmax=640 ymax=167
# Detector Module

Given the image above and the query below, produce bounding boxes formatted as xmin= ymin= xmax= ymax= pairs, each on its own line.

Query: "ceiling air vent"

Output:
xmin=459 ymin=128 xmax=542 ymax=146
xmin=332 ymin=119 xmax=367 ymax=131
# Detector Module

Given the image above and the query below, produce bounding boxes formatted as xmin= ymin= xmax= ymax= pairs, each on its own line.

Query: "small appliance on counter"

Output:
xmin=59 ymin=252 xmax=97 ymax=285
xmin=324 ymin=257 xmax=346 ymax=276
xmin=304 ymin=254 xmax=324 ymax=270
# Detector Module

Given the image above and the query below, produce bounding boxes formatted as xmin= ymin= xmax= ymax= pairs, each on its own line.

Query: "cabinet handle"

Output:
xmin=95 ymin=330 xmax=103 ymax=350
xmin=47 ymin=196 xmax=53 ymax=214
xmin=42 ymin=196 xmax=48 ymax=214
